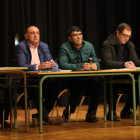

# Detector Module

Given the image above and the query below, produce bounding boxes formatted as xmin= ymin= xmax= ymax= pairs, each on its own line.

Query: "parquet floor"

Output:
xmin=1 ymin=103 xmax=140 ymax=140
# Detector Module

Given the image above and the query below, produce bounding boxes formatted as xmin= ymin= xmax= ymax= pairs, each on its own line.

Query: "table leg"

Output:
xmin=24 ymin=79 xmax=28 ymax=132
xmin=68 ymin=92 xmax=70 ymax=123
xmin=110 ymin=83 xmax=113 ymax=121
xmin=39 ymin=80 xmax=43 ymax=134
xmin=14 ymin=83 xmax=17 ymax=129
xmin=132 ymin=76 xmax=136 ymax=125
xmin=138 ymin=75 xmax=140 ymax=118
xmin=9 ymin=78 xmax=13 ymax=129
xmin=103 ymin=82 xmax=107 ymax=121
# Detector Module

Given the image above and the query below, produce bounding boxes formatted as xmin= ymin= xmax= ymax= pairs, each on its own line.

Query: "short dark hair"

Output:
xmin=25 ymin=25 xmax=39 ymax=33
xmin=116 ymin=23 xmax=132 ymax=33
xmin=67 ymin=26 xmax=82 ymax=37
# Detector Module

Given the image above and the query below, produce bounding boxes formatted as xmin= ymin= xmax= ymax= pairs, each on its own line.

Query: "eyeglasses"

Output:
xmin=71 ymin=33 xmax=82 ymax=37
xmin=120 ymin=32 xmax=132 ymax=38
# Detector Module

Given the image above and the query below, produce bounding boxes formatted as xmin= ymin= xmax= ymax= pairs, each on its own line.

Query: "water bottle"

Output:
xmin=53 ymin=60 xmax=59 ymax=72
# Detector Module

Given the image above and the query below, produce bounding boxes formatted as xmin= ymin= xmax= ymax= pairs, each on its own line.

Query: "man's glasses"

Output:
xmin=120 ymin=32 xmax=132 ymax=38
xmin=28 ymin=31 xmax=40 ymax=35
xmin=71 ymin=33 xmax=82 ymax=37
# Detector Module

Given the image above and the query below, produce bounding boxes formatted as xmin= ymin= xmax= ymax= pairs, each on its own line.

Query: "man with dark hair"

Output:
xmin=67 ymin=26 xmax=82 ymax=36
xmin=15 ymin=26 xmax=63 ymax=126
xmin=101 ymin=23 xmax=140 ymax=121
xmin=59 ymin=26 xmax=102 ymax=123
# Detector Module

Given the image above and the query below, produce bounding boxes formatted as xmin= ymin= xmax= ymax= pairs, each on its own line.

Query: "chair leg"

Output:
xmin=50 ymin=89 xmax=69 ymax=117
xmin=12 ymin=93 xmax=25 ymax=124
xmin=50 ymin=101 xmax=57 ymax=116
xmin=56 ymin=105 xmax=59 ymax=116
xmin=28 ymin=100 xmax=32 ymax=127
xmin=28 ymin=107 xmax=30 ymax=127
xmin=2 ymin=109 xmax=5 ymax=129
xmin=76 ymin=96 xmax=85 ymax=120
xmin=17 ymin=93 xmax=25 ymax=103
xmin=12 ymin=93 xmax=32 ymax=127
xmin=116 ymin=94 xmax=123 ymax=110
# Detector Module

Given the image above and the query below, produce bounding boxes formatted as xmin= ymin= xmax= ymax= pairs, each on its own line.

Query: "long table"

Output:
xmin=25 ymin=69 xmax=139 ymax=134
xmin=0 ymin=67 xmax=28 ymax=131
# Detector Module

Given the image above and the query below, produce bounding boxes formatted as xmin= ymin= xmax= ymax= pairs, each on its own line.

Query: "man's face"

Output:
xmin=116 ymin=29 xmax=131 ymax=44
xmin=25 ymin=26 xmax=40 ymax=45
xmin=68 ymin=31 xmax=83 ymax=46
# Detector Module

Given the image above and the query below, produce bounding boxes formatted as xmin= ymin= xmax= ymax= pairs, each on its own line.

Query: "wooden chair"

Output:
xmin=12 ymin=82 xmax=39 ymax=127
xmin=50 ymin=89 xmax=69 ymax=116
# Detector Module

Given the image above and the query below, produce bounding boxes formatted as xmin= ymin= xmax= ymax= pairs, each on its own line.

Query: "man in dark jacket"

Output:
xmin=59 ymin=26 xmax=102 ymax=123
xmin=101 ymin=23 xmax=140 ymax=121
xmin=15 ymin=26 xmax=63 ymax=126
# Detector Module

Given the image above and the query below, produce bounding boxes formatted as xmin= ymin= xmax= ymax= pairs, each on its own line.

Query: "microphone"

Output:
xmin=88 ymin=53 xmax=93 ymax=63
xmin=75 ymin=55 xmax=80 ymax=70
xmin=39 ymin=46 xmax=46 ymax=62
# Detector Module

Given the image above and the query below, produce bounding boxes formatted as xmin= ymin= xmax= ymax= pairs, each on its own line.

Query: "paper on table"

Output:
xmin=59 ymin=69 xmax=72 ymax=72
xmin=102 ymin=68 xmax=137 ymax=71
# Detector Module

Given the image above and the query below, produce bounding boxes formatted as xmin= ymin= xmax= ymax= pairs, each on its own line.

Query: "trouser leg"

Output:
xmin=27 ymin=87 xmax=48 ymax=119
xmin=87 ymin=77 xmax=102 ymax=115
xmin=122 ymin=84 xmax=139 ymax=111
xmin=63 ymin=77 xmax=102 ymax=116
xmin=28 ymin=78 xmax=58 ymax=119
xmin=63 ymin=78 xmax=85 ymax=115
xmin=0 ymin=84 xmax=10 ymax=120
xmin=69 ymin=78 xmax=85 ymax=114
xmin=4 ymin=87 xmax=10 ymax=120
xmin=43 ymin=79 xmax=59 ymax=114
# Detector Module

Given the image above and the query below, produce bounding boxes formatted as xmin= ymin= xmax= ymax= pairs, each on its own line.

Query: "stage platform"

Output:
xmin=0 ymin=103 xmax=140 ymax=140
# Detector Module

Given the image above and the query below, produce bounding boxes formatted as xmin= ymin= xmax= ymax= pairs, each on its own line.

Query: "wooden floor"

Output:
xmin=1 ymin=103 xmax=140 ymax=140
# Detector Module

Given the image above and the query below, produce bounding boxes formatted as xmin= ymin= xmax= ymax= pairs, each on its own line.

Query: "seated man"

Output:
xmin=15 ymin=26 xmax=63 ymax=127
xmin=0 ymin=83 xmax=10 ymax=129
xmin=101 ymin=23 xmax=140 ymax=121
xmin=59 ymin=26 xmax=102 ymax=123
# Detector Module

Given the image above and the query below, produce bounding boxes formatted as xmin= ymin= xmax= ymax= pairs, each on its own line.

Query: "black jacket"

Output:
xmin=101 ymin=33 xmax=140 ymax=69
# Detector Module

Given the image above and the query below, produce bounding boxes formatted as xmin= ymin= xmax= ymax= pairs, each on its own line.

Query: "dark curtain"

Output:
xmin=0 ymin=0 xmax=140 ymax=66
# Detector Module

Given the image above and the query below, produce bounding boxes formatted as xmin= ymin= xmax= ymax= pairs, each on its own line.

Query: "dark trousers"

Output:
xmin=19 ymin=77 xmax=59 ymax=120
xmin=63 ymin=77 xmax=102 ymax=116
xmin=0 ymin=83 xmax=10 ymax=120
xmin=107 ymin=75 xmax=139 ymax=114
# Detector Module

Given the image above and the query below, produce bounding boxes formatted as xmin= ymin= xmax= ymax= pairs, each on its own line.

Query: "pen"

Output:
xmin=127 ymin=61 xmax=136 ymax=67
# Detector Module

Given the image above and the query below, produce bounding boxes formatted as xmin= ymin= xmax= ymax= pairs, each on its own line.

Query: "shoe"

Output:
xmin=121 ymin=110 xmax=139 ymax=120
xmin=85 ymin=114 xmax=99 ymax=123
xmin=47 ymin=116 xmax=64 ymax=125
xmin=32 ymin=114 xmax=39 ymax=127
xmin=107 ymin=113 xmax=121 ymax=121
xmin=62 ymin=114 xmax=69 ymax=123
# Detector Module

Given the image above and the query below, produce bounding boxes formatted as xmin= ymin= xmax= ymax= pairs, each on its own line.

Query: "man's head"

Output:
xmin=25 ymin=26 xmax=40 ymax=46
xmin=116 ymin=23 xmax=132 ymax=44
xmin=67 ymin=26 xmax=83 ymax=47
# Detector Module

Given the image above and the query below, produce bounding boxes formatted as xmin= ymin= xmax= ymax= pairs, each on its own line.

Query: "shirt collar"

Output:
xmin=75 ymin=44 xmax=82 ymax=51
xmin=28 ymin=42 xmax=39 ymax=48
xmin=117 ymin=40 xmax=124 ymax=46
xmin=69 ymin=41 xmax=85 ymax=51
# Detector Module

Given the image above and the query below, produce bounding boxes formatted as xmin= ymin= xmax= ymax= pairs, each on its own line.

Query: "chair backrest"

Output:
xmin=98 ymin=58 xmax=103 ymax=69
xmin=12 ymin=60 xmax=16 ymax=67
